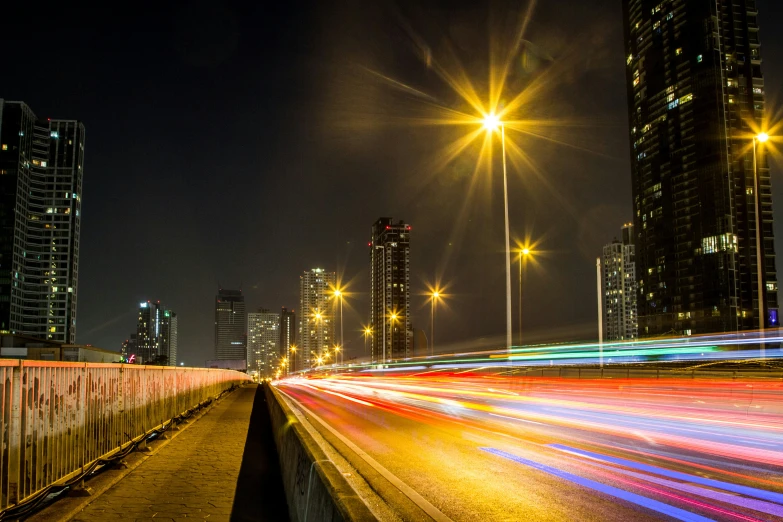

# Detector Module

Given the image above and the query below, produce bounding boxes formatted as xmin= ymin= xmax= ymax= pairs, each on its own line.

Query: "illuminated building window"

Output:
xmin=697 ymin=54 xmax=703 ymax=63
xmin=675 ymin=48 xmax=682 ymax=56
xmin=1 ymin=144 xmax=7 ymax=150
xmin=701 ymin=233 xmax=738 ymax=254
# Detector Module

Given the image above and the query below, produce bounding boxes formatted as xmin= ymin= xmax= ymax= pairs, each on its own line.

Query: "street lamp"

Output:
xmin=482 ymin=112 xmax=513 ymax=351
xmin=290 ymin=345 xmax=297 ymax=373
xmin=430 ymin=291 xmax=441 ymax=356
xmin=753 ymin=132 xmax=770 ymax=352
xmin=333 ymin=288 xmax=344 ymax=365
xmin=312 ymin=309 xmax=323 ymax=364
xmin=389 ymin=312 xmax=399 ymax=363
xmin=519 ymin=247 xmax=531 ymax=347
xmin=363 ymin=326 xmax=372 ymax=357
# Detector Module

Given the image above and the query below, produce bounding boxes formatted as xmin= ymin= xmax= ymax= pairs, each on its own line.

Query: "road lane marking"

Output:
xmin=479 ymin=448 xmax=715 ymax=522
xmin=278 ymin=388 xmax=455 ymax=522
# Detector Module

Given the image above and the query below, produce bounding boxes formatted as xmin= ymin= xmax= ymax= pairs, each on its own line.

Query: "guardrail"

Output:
xmin=0 ymin=360 xmax=251 ymax=512
xmin=265 ymin=384 xmax=375 ymax=521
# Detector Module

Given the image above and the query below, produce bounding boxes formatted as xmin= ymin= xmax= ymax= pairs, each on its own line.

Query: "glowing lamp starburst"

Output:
xmin=483 ymin=113 xmax=501 ymax=132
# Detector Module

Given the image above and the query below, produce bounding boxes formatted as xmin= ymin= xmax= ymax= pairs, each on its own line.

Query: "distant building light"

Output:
xmin=140 ymin=302 xmax=148 ymax=308
xmin=51 ymin=131 xmax=59 ymax=138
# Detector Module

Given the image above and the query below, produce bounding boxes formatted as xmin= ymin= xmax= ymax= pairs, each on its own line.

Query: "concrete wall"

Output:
xmin=264 ymin=384 xmax=375 ymax=522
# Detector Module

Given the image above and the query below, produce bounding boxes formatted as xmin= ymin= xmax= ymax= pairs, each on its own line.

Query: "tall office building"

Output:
xmin=136 ymin=301 xmax=161 ymax=364
xmin=602 ymin=224 xmax=638 ymax=341
xmin=370 ymin=218 xmax=411 ymax=362
xmin=214 ymin=288 xmax=246 ymax=360
xmin=299 ymin=269 xmax=335 ymax=368
xmin=160 ymin=308 xmax=178 ymax=365
xmin=135 ymin=300 xmax=177 ymax=364
xmin=280 ymin=306 xmax=296 ymax=368
xmin=621 ymin=0 xmax=777 ymax=336
xmin=0 ymin=100 xmax=84 ymax=343
xmin=247 ymin=308 xmax=280 ymax=377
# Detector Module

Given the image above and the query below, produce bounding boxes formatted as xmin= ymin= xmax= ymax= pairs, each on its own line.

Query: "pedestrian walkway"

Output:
xmin=64 ymin=384 xmax=288 ymax=522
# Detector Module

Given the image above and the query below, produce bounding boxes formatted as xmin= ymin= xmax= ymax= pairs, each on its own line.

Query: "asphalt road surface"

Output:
xmin=277 ymin=372 xmax=783 ymax=521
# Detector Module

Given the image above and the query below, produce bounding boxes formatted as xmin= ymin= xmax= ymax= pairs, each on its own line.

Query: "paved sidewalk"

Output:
xmin=69 ymin=384 xmax=271 ymax=522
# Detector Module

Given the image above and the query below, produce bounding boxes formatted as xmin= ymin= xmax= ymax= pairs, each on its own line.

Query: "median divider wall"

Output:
xmin=265 ymin=384 xmax=375 ymax=522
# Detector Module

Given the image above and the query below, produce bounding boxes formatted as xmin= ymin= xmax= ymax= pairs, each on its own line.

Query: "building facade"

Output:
xmin=602 ymin=224 xmax=639 ymax=341
xmin=299 ymin=269 xmax=335 ymax=368
xmin=370 ymin=218 xmax=411 ymax=362
xmin=0 ymin=100 xmax=84 ymax=343
xmin=247 ymin=308 xmax=280 ymax=378
xmin=214 ymin=288 xmax=246 ymax=360
xmin=135 ymin=300 xmax=177 ymax=364
xmin=280 ymin=306 xmax=296 ymax=368
xmin=160 ymin=309 xmax=177 ymax=365
xmin=621 ymin=0 xmax=777 ymax=336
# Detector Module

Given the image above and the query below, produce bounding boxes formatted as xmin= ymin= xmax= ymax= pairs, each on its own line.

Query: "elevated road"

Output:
xmin=277 ymin=372 xmax=783 ymax=521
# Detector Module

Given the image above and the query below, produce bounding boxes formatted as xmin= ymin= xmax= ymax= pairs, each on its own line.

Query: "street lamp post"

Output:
xmin=483 ymin=114 xmax=513 ymax=351
xmin=363 ymin=327 xmax=372 ymax=357
xmin=290 ymin=345 xmax=297 ymax=374
xmin=519 ymin=248 xmax=530 ymax=347
xmin=389 ymin=312 xmax=398 ymax=363
xmin=430 ymin=291 xmax=439 ymax=356
xmin=753 ymin=132 xmax=769 ymax=357
xmin=334 ymin=289 xmax=344 ymax=365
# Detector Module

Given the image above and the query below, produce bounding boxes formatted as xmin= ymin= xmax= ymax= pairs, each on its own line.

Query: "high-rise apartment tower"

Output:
xmin=280 ymin=306 xmax=296 ymax=367
xmin=214 ymin=288 xmax=246 ymax=360
xmin=135 ymin=300 xmax=177 ymax=364
xmin=247 ymin=308 xmax=280 ymax=377
xmin=621 ymin=0 xmax=777 ymax=335
xmin=370 ymin=218 xmax=411 ymax=362
xmin=299 ymin=269 xmax=335 ymax=368
xmin=602 ymin=224 xmax=639 ymax=341
xmin=0 ymin=100 xmax=84 ymax=343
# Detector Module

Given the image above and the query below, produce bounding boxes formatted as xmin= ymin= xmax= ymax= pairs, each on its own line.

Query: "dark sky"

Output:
xmin=4 ymin=0 xmax=783 ymax=365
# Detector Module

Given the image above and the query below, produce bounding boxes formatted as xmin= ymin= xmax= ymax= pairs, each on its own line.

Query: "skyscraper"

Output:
xmin=602 ymin=224 xmax=638 ymax=341
xmin=621 ymin=0 xmax=777 ymax=336
xmin=160 ymin=308 xmax=178 ymax=365
xmin=135 ymin=300 xmax=177 ymax=364
xmin=247 ymin=308 xmax=280 ymax=377
xmin=214 ymin=288 xmax=246 ymax=360
xmin=370 ymin=218 xmax=411 ymax=362
xmin=136 ymin=301 xmax=161 ymax=364
xmin=299 ymin=269 xmax=335 ymax=368
xmin=280 ymin=306 xmax=296 ymax=367
xmin=0 ymin=100 xmax=84 ymax=343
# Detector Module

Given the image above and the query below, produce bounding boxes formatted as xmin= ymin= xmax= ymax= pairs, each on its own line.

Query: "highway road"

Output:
xmin=277 ymin=372 xmax=783 ymax=521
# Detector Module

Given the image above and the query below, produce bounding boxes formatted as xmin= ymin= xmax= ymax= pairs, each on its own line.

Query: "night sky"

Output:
xmin=4 ymin=1 xmax=783 ymax=365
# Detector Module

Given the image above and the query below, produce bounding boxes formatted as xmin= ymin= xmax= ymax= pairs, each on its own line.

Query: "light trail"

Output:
xmin=277 ymin=365 xmax=783 ymax=521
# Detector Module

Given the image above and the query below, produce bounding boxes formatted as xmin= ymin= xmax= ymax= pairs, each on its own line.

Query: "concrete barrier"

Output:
xmin=264 ymin=384 xmax=375 ymax=522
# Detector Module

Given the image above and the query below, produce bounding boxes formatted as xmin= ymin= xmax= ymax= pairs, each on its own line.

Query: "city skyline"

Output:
xmin=2 ymin=1 xmax=783 ymax=365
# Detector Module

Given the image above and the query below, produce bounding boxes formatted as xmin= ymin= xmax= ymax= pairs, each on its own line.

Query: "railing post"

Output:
xmin=7 ymin=361 xmax=22 ymax=506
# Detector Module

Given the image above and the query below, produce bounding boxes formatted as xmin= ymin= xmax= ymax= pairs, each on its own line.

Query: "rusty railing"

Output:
xmin=0 ymin=360 xmax=251 ymax=511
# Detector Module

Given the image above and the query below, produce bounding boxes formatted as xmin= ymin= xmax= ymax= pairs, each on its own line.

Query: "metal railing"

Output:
xmin=0 ymin=360 xmax=251 ymax=512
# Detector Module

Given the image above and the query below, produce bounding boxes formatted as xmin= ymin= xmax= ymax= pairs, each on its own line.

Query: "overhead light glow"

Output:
xmin=483 ymin=113 xmax=500 ymax=132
